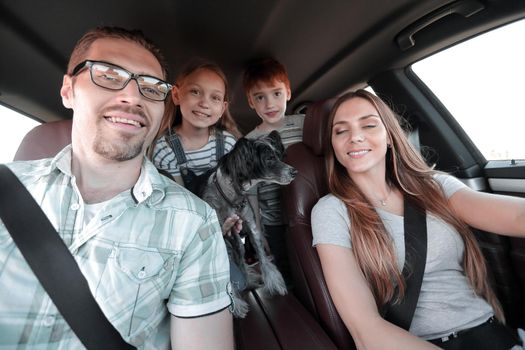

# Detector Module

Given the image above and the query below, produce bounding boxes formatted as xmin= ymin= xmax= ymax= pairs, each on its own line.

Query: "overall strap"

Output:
xmin=215 ymin=129 xmax=225 ymax=161
xmin=165 ymin=129 xmax=187 ymax=165
xmin=384 ymin=197 xmax=428 ymax=331
xmin=0 ymin=164 xmax=134 ymax=349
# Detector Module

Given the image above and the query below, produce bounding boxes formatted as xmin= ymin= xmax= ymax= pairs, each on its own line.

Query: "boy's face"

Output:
xmin=247 ymin=80 xmax=291 ymax=128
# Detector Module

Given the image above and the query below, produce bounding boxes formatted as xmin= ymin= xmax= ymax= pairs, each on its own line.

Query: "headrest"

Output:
xmin=302 ymin=99 xmax=336 ymax=156
xmin=14 ymin=119 xmax=72 ymax=161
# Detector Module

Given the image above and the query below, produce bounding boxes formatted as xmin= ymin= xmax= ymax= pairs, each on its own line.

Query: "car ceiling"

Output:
xmin=1 ymin=0 xmax=524 ymax=134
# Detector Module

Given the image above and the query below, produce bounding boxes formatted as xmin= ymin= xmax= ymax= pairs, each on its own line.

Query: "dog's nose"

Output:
xmin=290 ymin=168 xmax=298 ymax=177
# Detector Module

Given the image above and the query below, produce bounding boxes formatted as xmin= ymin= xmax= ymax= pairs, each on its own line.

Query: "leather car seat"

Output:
xmin=14 ymin=119 xmax=72 ymax=161
xmin=282 ymin=99 xmax=356 ymax=349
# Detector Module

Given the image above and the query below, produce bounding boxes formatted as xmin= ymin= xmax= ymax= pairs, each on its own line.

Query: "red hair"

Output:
xmin=242 ymin=58 xmax=291 ymax=96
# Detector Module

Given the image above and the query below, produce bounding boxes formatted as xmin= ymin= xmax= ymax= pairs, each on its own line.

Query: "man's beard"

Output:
xmin=93 ymin=132 xmax=145 ymax=161
xmin=93 ymin=105 xmax=149 ymax=161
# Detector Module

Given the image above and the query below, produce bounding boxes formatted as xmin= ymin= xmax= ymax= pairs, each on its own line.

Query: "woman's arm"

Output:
xmin=316 ymin=244 xmax=439 ymax=350
xmin=449 ymin=187 xmax=525 ymax=237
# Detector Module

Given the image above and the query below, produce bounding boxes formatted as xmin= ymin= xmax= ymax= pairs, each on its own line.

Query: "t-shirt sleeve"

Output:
xmin=222 ymin=132 xmax=237 ymax=154
xmin=167 ymin=208 xmax=231 ymax=317
xmin=311 ymin=194 xmax=352 ymax=248
xmin=434 ymin=173 xmax=468 ymax=199
xmin=151 ymin=136 xmax=179 ymax=174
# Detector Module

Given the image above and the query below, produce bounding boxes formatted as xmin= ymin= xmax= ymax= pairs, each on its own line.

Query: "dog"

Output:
xmin=200 ymin=130 xmax=297 ymax=317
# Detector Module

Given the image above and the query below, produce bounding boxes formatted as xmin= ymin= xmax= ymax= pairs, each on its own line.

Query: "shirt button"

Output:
xmin=138 ymin=270 xmax=146 ymax=279
xmin=43 ymin=316 xmax=55 ymax=327
xmin=71 ymin=203 xmax=80 ymax=211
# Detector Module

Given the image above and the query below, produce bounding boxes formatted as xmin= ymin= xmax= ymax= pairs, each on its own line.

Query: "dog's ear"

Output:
xmin=266 ymin=131 xmax=285 ymax=159
xmin=219 ymin=137 xmax=258 ymax=192
xmin=268 ymin=130 xmax=282 ymax=144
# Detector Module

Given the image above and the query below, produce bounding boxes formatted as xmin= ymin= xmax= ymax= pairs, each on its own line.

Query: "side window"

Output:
xmin=411 ymin=19 xmax=525 ymax=161
xmin=0 ymin=105 xmax=40 ymax=163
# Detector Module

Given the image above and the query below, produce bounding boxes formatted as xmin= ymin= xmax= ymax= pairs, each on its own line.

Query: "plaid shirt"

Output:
xmin=0 ymin=146 xmax=231 ymax=349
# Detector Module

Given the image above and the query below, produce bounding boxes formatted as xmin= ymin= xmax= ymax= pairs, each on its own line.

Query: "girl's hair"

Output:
xmin=325 ymin=89 xmax=503 ymax=320
xmin=157 ymin=59 xmax=241 ymax=139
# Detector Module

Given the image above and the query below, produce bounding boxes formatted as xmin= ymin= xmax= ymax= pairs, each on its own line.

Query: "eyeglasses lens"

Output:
xmin=90 ymin=62 xmax=169 ymax=101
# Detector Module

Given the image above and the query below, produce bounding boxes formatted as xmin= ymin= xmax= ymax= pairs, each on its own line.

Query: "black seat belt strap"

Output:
xmin=0 ymin=164 xmax=134 ymax=349
xmin=384 ymin=197 xmax=427 ymax=330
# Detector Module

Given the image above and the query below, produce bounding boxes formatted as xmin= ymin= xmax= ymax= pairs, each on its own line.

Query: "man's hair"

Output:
xmin=67 ymin=26 xmax=169 ymax=80
xmin=242 ymin=58 xmax=291 ymax=95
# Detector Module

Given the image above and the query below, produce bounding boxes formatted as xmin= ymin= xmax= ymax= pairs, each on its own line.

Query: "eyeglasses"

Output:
xmin=71 ymin=60 xmax=172 ymax=101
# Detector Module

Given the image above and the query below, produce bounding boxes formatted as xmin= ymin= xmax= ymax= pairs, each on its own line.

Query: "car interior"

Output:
xmin=2 ymin=0 xmax=525 ymax=349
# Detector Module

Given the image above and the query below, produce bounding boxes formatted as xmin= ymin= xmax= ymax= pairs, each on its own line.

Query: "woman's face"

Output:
xmin=331 ymin=97 xmax=389 ymax=179
xmin=172 ymin=68 xmax=227 ymax=130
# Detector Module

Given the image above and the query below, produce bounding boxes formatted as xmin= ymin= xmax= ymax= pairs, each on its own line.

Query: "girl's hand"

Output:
xmin=222 ymin=214 xmax=243 ymax=236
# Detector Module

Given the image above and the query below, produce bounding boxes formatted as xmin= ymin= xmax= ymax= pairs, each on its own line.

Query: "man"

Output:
xmin=0 ymin=27 xmax=233 ymax=349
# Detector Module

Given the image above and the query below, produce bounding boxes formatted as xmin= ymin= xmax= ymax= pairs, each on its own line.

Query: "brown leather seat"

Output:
xmin=282 ymin=99 xmax=356 ymax=349
xmin=14 ymin=119 xmax=72 ymax=161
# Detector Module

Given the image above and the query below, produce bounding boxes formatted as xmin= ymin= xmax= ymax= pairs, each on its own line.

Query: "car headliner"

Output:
xmin=1 ymin=0 xmax=524 ymax=133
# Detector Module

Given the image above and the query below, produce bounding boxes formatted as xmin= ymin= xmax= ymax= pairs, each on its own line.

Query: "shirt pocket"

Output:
xmin=115 ymin=246 xmax=166 ymax=284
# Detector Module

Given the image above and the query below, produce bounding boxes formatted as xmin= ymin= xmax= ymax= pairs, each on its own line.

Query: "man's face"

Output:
xmin=61 ymin=38 xmax=166 ymax=162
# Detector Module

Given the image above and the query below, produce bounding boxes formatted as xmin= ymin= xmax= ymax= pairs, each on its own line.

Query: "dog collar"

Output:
xmin=213 ymin=174 xmax=248 ymax=211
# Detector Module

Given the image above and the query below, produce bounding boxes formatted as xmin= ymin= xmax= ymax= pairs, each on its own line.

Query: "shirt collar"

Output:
xmin=29 ymin=145 xmax=166 ymax=206
xmin=131 ymin=157 xmax=166 ymax=206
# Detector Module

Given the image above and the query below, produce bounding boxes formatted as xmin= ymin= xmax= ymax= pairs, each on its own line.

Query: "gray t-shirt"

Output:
xmin=311 ymin=173 xmax=493 ymax=340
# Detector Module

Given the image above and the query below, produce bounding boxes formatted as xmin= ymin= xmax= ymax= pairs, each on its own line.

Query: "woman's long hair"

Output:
xmin=156 ymin=59 xmax=241 ymax=139
xmin=325 ymin=89 xmax=503 ymax=319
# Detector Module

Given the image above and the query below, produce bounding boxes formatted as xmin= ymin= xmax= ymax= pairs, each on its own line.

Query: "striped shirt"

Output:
xmin=0 ymin=146 xmax=231 ymax=349
xmin=151 ymin=131 xmax=236 ymax=187
xmin=245 ymin=114 xmax=305 ymax=225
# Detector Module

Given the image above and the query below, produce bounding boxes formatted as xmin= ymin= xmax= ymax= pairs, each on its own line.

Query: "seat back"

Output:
xmin=282 ymin=99 xmax=356 ymax=349
xmin=14 ymin=119 xmax=72 ymax=161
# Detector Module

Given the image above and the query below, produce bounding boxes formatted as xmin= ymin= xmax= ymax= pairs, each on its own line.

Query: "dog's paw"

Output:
xmin=260 ymin=262 xmax=288 ymax=296
xmin=231 ymin=293 xmax=250 ymax=318
xmin=245 ymin=263 xmax=263 ymax=289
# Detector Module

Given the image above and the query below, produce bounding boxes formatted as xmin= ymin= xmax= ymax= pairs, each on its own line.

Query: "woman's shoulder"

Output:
xmin=433 ymin=172 xmax=468 ymax=198
xmin=312 ymin=193 xmax=345 ymax=216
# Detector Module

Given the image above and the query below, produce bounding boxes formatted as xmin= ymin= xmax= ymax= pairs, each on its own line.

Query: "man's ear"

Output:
xmin=286 ymin=86 xmax=292 ymax=102
xmin=171 ymin=85 xmax=181 ymax=105
xmin=60 ymin=75 xmax=73 ymax=109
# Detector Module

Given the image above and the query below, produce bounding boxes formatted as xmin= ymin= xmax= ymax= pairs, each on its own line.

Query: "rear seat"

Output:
xmin=282 ymin=99 xmax=356 ymax=349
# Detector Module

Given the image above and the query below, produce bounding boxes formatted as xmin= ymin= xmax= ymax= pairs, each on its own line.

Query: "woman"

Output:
xmin=311 ymin=89 xmax=525 ymax=349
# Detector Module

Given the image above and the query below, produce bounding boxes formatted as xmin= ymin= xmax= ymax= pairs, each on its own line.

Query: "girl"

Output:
xmin=152 ymin=59 xmax=242 ymax=235
xmin=311 ymin=90 xmax=525 ymax=349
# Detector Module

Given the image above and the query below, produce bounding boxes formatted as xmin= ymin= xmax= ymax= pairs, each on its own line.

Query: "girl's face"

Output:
xmin=331 ymin=97 xmax=390 ymax=180
xmin=172 ymin=68 xmax=227 ymax=130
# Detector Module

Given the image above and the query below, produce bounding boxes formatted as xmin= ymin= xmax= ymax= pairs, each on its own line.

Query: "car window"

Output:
xmin=0 ymin=105 xmax=40 ymax=163
xmin=411 ymin=19 xmax=525 ymax=161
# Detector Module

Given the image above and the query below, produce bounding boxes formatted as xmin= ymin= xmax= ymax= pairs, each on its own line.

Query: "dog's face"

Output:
xmin=219 ymin=130 xmax=297 ymax=193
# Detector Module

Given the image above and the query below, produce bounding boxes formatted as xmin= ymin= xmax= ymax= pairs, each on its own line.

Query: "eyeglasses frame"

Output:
xmin=71 ymin=60 xmax=172 ymax=101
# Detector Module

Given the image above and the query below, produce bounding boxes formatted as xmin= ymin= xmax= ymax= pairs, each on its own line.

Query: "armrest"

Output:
xmin=235 ymin=288 xmax=337 ymax=350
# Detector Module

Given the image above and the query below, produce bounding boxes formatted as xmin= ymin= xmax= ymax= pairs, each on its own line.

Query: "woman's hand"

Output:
xmin=222 ymin=214 xmax=243 ymax=236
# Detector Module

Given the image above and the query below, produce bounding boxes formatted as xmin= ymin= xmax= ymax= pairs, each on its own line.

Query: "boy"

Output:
xmin=243 ymin=58 xmax=304 ymax=285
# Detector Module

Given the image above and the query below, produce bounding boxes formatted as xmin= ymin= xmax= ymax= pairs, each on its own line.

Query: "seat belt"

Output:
xmin=384 ymin=197 xmax=428 ymax=331
xmin=0 ymin=164 xmax=134 ymax=349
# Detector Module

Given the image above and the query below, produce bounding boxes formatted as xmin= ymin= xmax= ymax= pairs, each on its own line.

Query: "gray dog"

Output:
xmin=200 ymin=130 xmax=297 ymax=317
